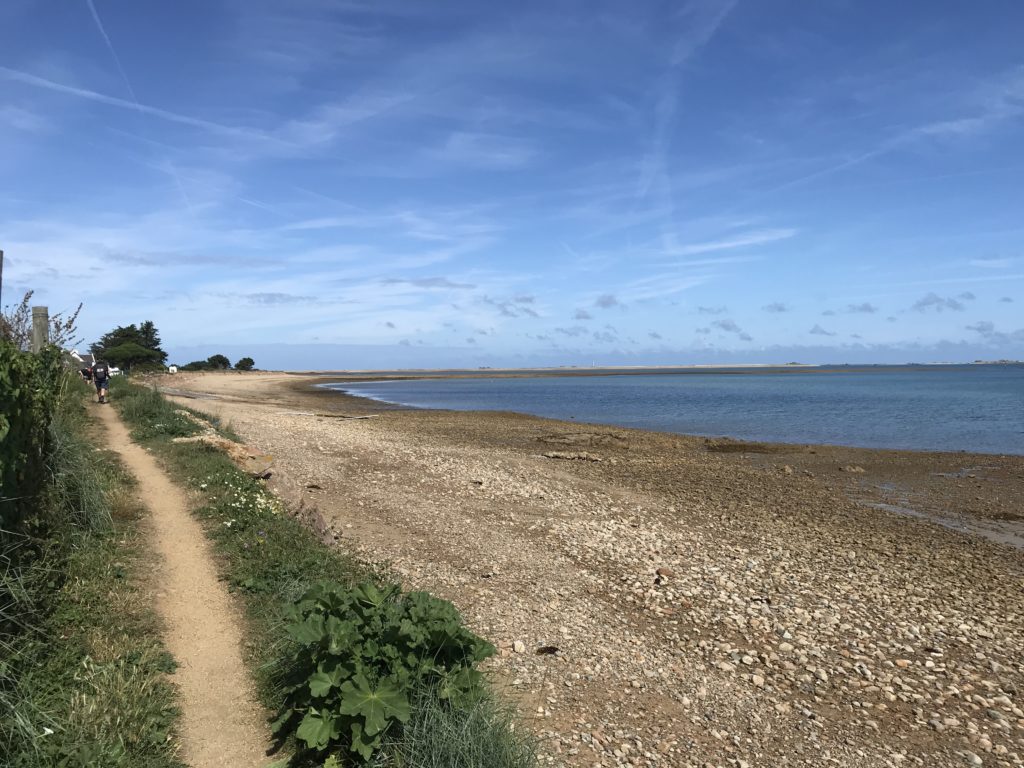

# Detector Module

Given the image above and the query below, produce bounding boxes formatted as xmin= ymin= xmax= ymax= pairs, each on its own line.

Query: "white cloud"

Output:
xmin=661 ymin=228 xmax=797 ymax=258
xmin=433 ymin=131 xmax=537 ymax=169
xmin=969 ymin=257 xmax=1014 ymax=269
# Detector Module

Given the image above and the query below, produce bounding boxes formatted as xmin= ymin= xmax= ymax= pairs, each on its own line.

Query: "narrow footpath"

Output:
xmin=97 ymin=404 xmax=270 ymax=768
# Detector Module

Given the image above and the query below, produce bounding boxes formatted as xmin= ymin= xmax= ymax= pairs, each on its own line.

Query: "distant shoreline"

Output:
xmin=274 ymin=361 xmax=1022 ymax=382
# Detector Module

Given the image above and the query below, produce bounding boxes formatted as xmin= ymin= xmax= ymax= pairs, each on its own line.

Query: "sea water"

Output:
xmin=324 ymin=365 xmax=1024 ymax=455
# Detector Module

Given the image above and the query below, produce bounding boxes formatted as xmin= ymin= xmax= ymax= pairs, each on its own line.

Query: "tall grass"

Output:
xmin=112 ymin=381 xmax=203 ymax=440
xmin=383 ymin=690 xmax=540 ymax=768
xmin=43 ymin=393 xmax=111 ymax=533
xmin=0 ymin=375 xmax=182 ymax=768
xmin=111 ymin=377 xmax=541 ymax=768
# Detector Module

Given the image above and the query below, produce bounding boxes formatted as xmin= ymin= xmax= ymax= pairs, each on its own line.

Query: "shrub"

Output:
xmin=272 ymin=581 xmax=495 ymax=763
xmin=0 ymin=342 xmax=63 ymax=532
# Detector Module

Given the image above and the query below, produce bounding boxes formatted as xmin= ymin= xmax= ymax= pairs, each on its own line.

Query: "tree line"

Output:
xmin=89 ymin=322 xmax=254 ymax=372
xmin=0 ymin=294 xmax=255 ymax=373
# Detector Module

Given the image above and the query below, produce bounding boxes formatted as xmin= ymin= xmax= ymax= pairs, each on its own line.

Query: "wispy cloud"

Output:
xmin=637 ymin=0 xmax=739 ymax=198
xmin=433 ymin=131 xmax=536 ymax=169
xmin=0 ymin=105 xmax=52 ymax=132
xmin=912 ymin=292 xmax=965 ymax=312
xmin=965 ymin=320 xmax=1024 ymax=345
xmin=382 ymin=277 xmax=476 ymax=289
xmin=0 ymin=66 xmax=266 ymax=141
xmin=279 ymin=91 xmax=418 ymax=148
xmin=970 ymin=257 xmax=1014 ymax=269
xmin=810 ymin=324 xmax=836 ymax=336
xmin=573 ymin=308 xmax=593 ymax=320
xmin=846 ymin=302 xmax=878 ymax=313
xmin=763 ymin=302 xmax=788 ymax=313
xmin=773 ymin=66 xmax=1024 ymax=191
xmin=618 ymin=272 xmax=711 ymax=302
xmin=482 ymin=296 xmax=539 ymax=318
xmin=712 ymin=318 xmax=752 ymax=340
xmin=662 ymin=228 xmax=797 ymax=258
xmin=594 ymin=294 xmax=620 ymax=309
xmin=241 ymin=292 xmax=315 ymax=304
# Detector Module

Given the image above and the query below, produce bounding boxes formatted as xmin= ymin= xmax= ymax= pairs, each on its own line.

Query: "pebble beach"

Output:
xmin=164 ymin=371 xmax=1024 ymax=768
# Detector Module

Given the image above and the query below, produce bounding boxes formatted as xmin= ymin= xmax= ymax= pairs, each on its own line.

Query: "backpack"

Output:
xmin=93 ymin=363 xmax=109 ymax=380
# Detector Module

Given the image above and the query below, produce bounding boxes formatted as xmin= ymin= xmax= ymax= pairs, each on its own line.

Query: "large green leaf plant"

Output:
xmin=273 ymin=581 xmax=495 ymax=763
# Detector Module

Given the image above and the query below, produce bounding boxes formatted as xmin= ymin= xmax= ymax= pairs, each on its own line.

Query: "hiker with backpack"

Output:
xmin=91 ymin=360 xmax=111 ymax=404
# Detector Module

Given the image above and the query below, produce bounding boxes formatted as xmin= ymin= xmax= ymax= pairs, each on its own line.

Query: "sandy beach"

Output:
xmin=160 ymin=371 xmax=1023 ymax=768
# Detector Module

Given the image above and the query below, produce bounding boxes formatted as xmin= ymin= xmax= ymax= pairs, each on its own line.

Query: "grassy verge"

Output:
xmin=109 ymin=377 xmax=540 ymax=767
xmin=1 ymin=380 xmax=182 ymax=768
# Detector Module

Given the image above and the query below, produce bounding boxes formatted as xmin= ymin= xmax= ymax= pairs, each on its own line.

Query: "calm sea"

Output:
xmin=325 ymin=365 xmax=1024 ymax=455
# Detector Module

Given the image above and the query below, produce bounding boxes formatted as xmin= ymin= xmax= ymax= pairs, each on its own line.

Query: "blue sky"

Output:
xmin=2 ymin=0 xmax=1023 ymax=368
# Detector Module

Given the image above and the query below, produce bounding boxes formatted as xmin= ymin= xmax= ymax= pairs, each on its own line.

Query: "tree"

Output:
xmin=92 ymin=322 xmax=167 ymax=366
xmin=207 ymin=354 xmax=231 ymax=370
xmin=235 ymin=356 xmax=255 ymax=371
xmin=104 ymin=342 xmax=164 ymax=372
xmin=180 ymin=354 xmax=231 ymax=371
xmin=138 ymin=320 xmax=163 ymax=354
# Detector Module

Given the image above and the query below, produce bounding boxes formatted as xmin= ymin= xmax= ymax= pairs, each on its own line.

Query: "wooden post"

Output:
xmin=31 ymin=305 xmax=49 ymax=352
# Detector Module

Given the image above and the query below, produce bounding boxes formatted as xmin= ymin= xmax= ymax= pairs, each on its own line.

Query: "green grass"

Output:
xmin=383 ymin=689 xmax=540 ymax=768
xmin=1 ymin=379 xmax=183 ymax=768
xmin=109 ymin=377 xmax=540 ymax=768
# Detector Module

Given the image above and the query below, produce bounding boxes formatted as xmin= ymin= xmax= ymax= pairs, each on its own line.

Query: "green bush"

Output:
xmin=0 ymin=343 xmax=62 ymax=532
xmin=272 ymin=581 xmax=495 ymax=763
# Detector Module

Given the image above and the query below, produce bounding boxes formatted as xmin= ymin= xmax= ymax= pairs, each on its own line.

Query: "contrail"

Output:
xmin=84 ymin=0 xmax=199 ymax=213
xmin=85 ymin=0 xmax=138 ymax=104
xmin=0 ymin=66 xmax=255 ymax=137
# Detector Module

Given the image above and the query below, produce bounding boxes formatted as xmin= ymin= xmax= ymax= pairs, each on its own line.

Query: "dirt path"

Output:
xmin=97 ymin=403 xmax=270 ymax=768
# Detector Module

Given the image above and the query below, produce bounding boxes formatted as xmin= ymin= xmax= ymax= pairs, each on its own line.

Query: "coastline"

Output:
xmin=159 ymin=371 xmax=1024 ymax=768
xmin=273 ymin=361 xmax=1022 ymax=381
xmin=298 ymin=374 xmax=1024 ymax=545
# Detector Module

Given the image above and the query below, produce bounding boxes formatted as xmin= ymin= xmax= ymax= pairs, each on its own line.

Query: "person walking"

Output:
xmin=91 ymin=359 xmax=110 ymax=404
